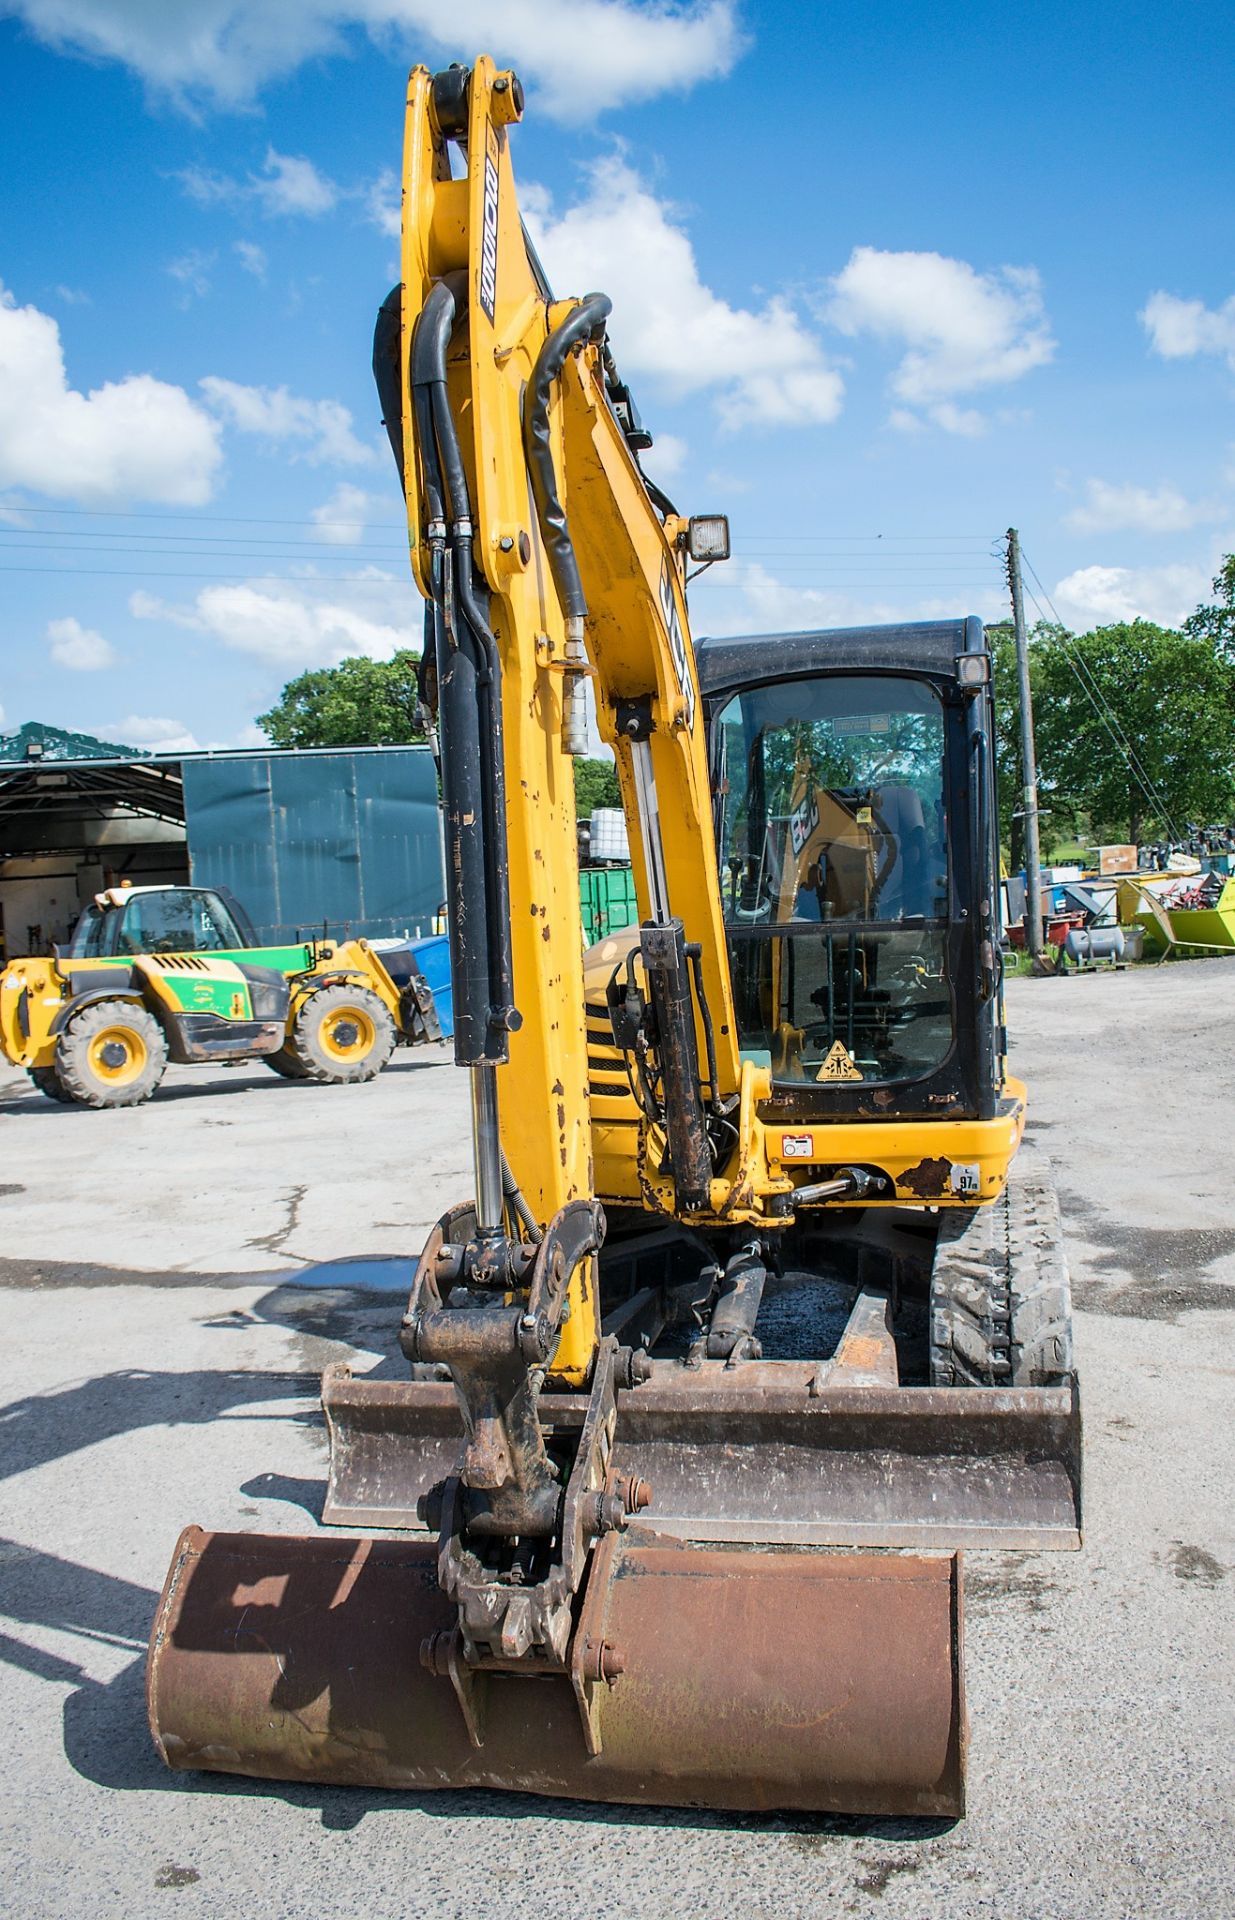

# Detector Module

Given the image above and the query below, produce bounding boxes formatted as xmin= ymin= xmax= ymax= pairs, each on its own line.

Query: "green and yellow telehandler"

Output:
xmin=0 ymin=882 xmax=442 ymax=1108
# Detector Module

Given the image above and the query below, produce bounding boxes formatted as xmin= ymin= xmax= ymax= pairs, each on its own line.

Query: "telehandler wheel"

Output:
xmin=929 ymin=1158 xmax=1074 ymax=1388
xmin=54 ymin=998 xmax=168 ymax=1109
xmin=28 ymin=1064 xmax=73 ymax=1104
xmin=263 ymin=1044 xmax=310 ymax=1080
xmin=289 ymin=983 xmax=396 ymax=1085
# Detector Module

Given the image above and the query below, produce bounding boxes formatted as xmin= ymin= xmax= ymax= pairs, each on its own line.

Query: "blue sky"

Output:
xmin=1 ymin=0 xmax=1233 ymax=752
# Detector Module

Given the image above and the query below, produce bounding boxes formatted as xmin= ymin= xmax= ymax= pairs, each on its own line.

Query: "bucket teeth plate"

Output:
xmin=148 ymin=1525 xmax=965 ymax=1817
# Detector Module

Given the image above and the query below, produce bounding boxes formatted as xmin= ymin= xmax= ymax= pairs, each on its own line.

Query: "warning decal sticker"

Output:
xmin=815 ymin=1041 xmax=864 ymax=1083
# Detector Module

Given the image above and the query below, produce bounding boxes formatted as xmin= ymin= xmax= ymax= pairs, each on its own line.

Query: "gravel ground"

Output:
xmin=0 ymin=961 xmax=1232 ymax=1920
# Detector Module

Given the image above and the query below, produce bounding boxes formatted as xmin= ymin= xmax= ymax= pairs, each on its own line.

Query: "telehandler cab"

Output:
xmin=147 ymin=58 xmax=1079 ymax=1816
xmin=0 ymin=882 xmax=442 ymax=1105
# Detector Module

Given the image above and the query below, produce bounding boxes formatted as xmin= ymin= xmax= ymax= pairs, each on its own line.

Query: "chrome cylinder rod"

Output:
xmin=471 ymin=1064 xmax=504 ymax=1233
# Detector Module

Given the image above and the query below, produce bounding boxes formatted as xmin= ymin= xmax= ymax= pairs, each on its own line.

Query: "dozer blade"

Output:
xmin=148 ymin=1525 xmax=965 ymax=1816
xmin=322 ymin=1360 xmax=1082 ymax=1551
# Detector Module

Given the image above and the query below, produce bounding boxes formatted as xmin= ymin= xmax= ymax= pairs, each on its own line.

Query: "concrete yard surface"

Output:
xmin=1 ymin=965 xmax=1233 ymax=1920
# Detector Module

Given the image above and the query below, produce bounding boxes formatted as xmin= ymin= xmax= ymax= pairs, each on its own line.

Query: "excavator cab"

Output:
xmin=702 ymin=621 xmax=1001 ymax=1120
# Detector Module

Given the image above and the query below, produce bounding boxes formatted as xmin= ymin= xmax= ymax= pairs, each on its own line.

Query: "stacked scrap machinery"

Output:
xmin=147 ymin=58 xmax=1081 ymax=1816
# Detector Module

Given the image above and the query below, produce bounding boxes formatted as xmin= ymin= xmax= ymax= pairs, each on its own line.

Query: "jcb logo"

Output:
xmin=479 ymin=147 xmax=499 ymax=322
xmin=790 ymin=791 xmax=819 ymax=856
xmin=659 ymin=559 xmax=695 ymax=733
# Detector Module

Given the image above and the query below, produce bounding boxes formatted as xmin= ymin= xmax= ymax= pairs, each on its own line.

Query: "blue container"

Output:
xmin=406 ymin=933 xmax=453 ymax=1038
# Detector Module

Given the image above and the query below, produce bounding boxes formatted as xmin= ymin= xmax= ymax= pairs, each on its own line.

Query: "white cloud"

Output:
xmin=54 ymin=284 xmax=91 ymax=306
xmin=112 ymin=714 xmax=201 ymax=752
xmin=253 ymin=148 xmax=337 ymax=216
xmin=640 ymin=431 xmax=687 ymax=484
xmin=179 ymin=148 xmax=338 ymax=219
xmin=1065 ymin=479 xmax=1221 ymax=535
xmin=1052 ymin=562 xmax=1211 ymax=629
xmin=47 ymin=615 xmax=115 ymax=670
xmin=0 ymin=284 xmax=223 ymax=505
xmin=5 ymin=1 xmax=743 ymax=119
xmin=311 ymin=482 xmax=380 ymax=543
xmin=1140 ymin=290 xmax=1235 ymax=370
xmin=199 ymin=376 xmax=376 ymax=466
xmin=166 ymin=248 xmax=215 ymax=302
xmin=365 ymin=167 xmax=401 ymax=240
xmin=130 ymin=571 xmax=415 ymax=668
xmin=234 ymin=239 xmax=267 ymax=279
xmin=690 ymin=561 xmax=1007 ymax=640
xmin=525 ymin=157 xmax=843 ymax=431
xmin=825 ymin=247 xmax=1054 ymax=431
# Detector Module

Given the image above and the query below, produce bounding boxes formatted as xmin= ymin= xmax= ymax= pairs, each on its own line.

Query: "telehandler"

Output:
xmin=0 ymin=881 xmax=441 ymax=1105
xmin=147 ymin=58 xmax=1080 ymax=1816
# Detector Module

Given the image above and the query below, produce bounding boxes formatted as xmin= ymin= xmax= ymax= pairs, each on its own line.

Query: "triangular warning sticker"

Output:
xmin=816 ymin=1040 xmax=863 ymax=1083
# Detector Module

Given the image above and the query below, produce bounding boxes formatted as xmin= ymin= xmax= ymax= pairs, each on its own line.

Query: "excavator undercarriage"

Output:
xmin=147 ymin=56 xmax=1080 ymax=1819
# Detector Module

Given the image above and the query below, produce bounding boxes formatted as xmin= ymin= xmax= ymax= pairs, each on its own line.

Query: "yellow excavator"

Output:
xmin=146 ymin=58 xmax=1080 ymax=1816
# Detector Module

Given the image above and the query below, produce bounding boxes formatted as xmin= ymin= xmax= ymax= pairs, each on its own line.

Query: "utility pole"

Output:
xmin=1006 ymin=528 xmax=1044 ymax=958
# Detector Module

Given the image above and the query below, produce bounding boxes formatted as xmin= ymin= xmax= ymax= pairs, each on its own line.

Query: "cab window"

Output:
xmin=116 ymin=890 xmax=245 ymax=955
xmin=714 ymin=674 xmax=953 ymax=1087
xmin=66 ymin=904 xmax=108 ymax=958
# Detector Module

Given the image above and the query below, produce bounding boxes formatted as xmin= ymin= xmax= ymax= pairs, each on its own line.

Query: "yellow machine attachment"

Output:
xmin=148 ymin=58 xmax=1080 ymax=1818
xmin=1 ymin=882 xmax=441 ymax=1107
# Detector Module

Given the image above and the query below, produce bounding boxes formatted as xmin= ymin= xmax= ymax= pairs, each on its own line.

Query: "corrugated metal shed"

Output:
xmin=182 ymin=746 xmax=443 ymax=944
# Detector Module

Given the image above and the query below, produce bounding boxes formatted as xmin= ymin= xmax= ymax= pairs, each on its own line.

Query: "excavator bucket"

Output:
xmin=148 ymin=1526 xmax=965 ymax=1816
xmin=146 ymin=1284 xmax=1077 ymax=1815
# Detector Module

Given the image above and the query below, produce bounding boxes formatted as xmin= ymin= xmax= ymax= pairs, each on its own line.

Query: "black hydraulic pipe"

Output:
xmin=417 ymin=276 xmax=515 ymax=1035
xmin=522 ymin=293 xmax=612 ymax=623
xmin=408 ymin=282 xmax=514 ymax=1063
xmin=372 ymin=284 xmax=405 ymax=482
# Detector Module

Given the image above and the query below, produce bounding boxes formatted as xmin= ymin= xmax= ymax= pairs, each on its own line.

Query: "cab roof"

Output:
xmin=695 ymin=616 xmax=985 ymax=701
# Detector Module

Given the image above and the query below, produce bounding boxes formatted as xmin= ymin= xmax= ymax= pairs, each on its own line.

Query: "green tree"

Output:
xmin=572 ymin=756 xmax=620 ymax=818
xmin=1030 ymin=620 xmax=1235 ymax=844
xmin=258 ymin=651 xmax=427 ymax=747
xmin=1183 ymin=553 xmax=1235 ymax=660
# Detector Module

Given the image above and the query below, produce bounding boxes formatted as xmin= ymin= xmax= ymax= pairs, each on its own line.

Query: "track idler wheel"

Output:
xmin=147 ymin=1526 xmax=965 ymax=1816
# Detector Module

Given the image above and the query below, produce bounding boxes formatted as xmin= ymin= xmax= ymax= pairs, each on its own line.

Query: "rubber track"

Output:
xmin=930 ymin=1154 xmax=1074 ymax=1388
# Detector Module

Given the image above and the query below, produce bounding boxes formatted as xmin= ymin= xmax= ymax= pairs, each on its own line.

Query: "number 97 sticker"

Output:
xmin=950 ymin=1162 xmax=982 ymax=1196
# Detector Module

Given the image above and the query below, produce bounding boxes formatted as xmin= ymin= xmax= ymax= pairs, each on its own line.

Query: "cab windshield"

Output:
xmin=66 ymin=890 xmax=246 ymax=958
xmin=714 ymin=674 xmax=953 ymax=1086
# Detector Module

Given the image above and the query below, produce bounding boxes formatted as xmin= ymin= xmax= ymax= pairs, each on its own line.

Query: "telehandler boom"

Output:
xmin=148 ymin=58 xmax=1080 ymax=1816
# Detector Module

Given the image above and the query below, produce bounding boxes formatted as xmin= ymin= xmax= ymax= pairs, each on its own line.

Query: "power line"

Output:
xmin=1 ymin=501 xmax=1003 ymax=541
xmin=1020 ymin=550 xmax=1180 ymax=838
xmin=1021 ymin=556 xmax=1180 ymax=833
xmin=0 ymin=562 xmax=1004 ymax=588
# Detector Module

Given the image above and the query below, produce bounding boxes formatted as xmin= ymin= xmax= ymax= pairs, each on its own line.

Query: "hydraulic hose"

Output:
xmin=406 ymin=277 xmax=516 ymax=1057
xmin=523 ymin=292 xmax=612 ymax=755
xmin=523 ymin=292 xmax=612 ymax=622
xmin=372 ymin=284 xmax=405 ymax=483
